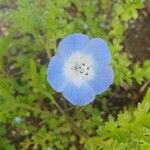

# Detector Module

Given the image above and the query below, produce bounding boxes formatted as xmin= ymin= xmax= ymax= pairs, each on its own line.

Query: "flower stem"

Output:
xmin=36 ymin=34 xmax=51 ymax=59
xmin=16 ymin=91 xmax=89 ymax=140
xmin=73 ymin=106 xmax=85 ymax=120
xmin=41 ymin=90 xmax=89 ymax=139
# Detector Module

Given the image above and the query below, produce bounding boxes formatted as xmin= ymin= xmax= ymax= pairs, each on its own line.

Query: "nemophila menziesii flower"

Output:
xmin=47 ymin=33 xmax=114 ymax=106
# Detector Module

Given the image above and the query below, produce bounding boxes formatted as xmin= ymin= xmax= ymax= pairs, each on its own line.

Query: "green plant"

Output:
xmin=85 ymin=88 xmax=150 ymax=150
xmin=0 ymin=0 xmax=149 ymax=149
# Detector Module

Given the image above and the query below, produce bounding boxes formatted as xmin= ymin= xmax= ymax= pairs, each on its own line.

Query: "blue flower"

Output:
xmin=99 ymin=22 xmax=105 ymax=28
xmin=47 ymin=33 xmax=114 ymax=106
xmin=14 ymin=116 xmax=22 ymax=124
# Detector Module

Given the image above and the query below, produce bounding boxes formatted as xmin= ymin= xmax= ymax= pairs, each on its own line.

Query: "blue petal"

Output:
xmin=89 ymin=65 xmax=114 ymax=95
xmin=57 ymin=33 xmax=89 ymax=59
xmin=62 ymin=83 xmax=95 ymax=106
xmin=47 ymin=55 xmax=68 ymax=92
xmin=84 ymin=38 xmax=111 ymax=64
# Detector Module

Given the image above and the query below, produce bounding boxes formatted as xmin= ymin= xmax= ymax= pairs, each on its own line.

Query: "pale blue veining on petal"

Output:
xmin=47 ymin=55 xmax=68 ymax=92
xmin=89 ymin=65 xmax=114 ymax=95
xmin=83 ymin=38 xmax=111 ymax=64
xmin=57 ymin=33 xmax=89 ymax=60
xmin=62 ymin=83 xmax=95 ymax=106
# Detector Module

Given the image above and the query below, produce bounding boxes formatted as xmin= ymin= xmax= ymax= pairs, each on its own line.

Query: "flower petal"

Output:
xmin=62 ymin=83 xmax=95 ymax=106
xmin=47 ymin=55 xmax=68 ymax=92
xmin=84 ymin=38 xmax=111 ymax=64
xmin=89 ymin=65 xmax=114 ymax=95
xmin=57 ymin=33 xmax=89 ymax=59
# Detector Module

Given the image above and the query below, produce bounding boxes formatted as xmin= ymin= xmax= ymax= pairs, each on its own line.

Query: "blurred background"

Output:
xmin=0 ymin=0 xmax=150 ymax=150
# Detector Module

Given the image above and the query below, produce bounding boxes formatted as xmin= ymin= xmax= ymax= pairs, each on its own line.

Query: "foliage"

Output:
xmin=0 ymin=0 xmax=149 ymax=149
xmin=85 ymin=88 xmax=150 ymax=150
xmin=0 ymin=124 xmax=15 ymax=150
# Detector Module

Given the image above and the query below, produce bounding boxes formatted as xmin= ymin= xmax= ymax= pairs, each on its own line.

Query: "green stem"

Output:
xmin=16 ymin=91 xmax=89 ymax=139
xmin=41 ymin=90 xmax=89 ymax=139
xmin=36 ymin=34 xmax=51 ymax=59
xmin=73 ymin=106 xmax=85 ymax=120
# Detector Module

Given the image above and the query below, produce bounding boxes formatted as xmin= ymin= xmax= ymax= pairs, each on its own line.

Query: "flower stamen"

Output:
xmin=64 ymin=52 xmax=94 ymax=86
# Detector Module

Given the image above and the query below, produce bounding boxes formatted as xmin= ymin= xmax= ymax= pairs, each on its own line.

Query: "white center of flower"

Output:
xmin=63 ymin=52 xmax=94 ymax=86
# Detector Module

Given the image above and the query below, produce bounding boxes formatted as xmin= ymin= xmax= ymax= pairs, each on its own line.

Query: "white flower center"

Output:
xmin=63 ymin=52 xmax=94 ymax=86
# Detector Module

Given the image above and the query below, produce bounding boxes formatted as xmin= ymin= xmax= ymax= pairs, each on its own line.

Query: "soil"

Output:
xmin=125 ymin=2 xmax=150 ymax=62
